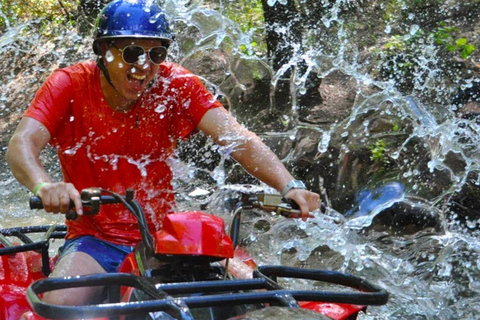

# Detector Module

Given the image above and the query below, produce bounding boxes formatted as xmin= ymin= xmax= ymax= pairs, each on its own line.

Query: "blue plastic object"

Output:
xmin=346 ymin=182 xmax=405 ymax=217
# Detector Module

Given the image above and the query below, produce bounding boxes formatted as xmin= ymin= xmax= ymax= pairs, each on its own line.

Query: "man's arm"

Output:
xmin=6 ymin=117 xmax=83 ymax=215
xmin=197 ymin=107 xmax=320 ymax=219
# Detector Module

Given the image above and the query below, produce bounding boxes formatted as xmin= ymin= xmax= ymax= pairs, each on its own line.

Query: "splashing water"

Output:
xmin=1 ymin=0 xmax=480 ymax=319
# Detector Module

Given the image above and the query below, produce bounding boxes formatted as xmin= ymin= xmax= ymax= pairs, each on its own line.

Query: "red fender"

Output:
xmin=299 ymin=301 xmax=366 ymax=320
xmin=117 ymin=250 xmax=139 ymax=301
xmin=17 ymin=311 xmax=48 ymax=320
xmin=0 ymin=245 xmax=55 ymax=320
xmin=153 ymin=211 xmax=233 ymax=259
xmin=20 ymin=311 xmax=110 ymax=320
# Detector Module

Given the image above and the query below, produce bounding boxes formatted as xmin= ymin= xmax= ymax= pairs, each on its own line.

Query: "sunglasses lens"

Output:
xmin=122 ymin=46 xmax=145 ymax=64
xmin=149 ymin=47 xmax=167 ymax=65
xmin=119 ymin=45 xmax=167 ymax=65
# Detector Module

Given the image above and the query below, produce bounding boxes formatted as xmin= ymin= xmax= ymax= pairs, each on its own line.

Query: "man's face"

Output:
xmin=102 ymin=38 xmax=166 ymax=104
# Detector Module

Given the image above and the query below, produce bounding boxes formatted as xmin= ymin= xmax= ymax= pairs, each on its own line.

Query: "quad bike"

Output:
xmin=0 ymin=188 xmax=388 ymax=319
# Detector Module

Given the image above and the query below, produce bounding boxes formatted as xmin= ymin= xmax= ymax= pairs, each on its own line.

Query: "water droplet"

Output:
xmin=149 ymin=13 xmax=162 ymax=24
xmin=105 ymin=50 xmax=114 ymax=62
xmin=137 ymin=53 xmax=147 ymax=65
xmin=155 ymin=104 xmax=166 ymax=113
xmin=409 ymin=24 xmax=420 ymax=36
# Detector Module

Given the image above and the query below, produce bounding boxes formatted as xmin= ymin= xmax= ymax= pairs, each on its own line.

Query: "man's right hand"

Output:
xmin=35 ymin=182 xmax=83 ymax=216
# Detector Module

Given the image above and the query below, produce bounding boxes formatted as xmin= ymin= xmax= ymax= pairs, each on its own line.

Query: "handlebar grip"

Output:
xmin=29 ymin=197 xmax=43 ymax=210
xmin=65 ymin=211 xmax=78 ymax=220
xmin=283 ymin=197 xmax=300 ymax=210
xmin=29 ymin=197 xmax=78 ymax=220
xmin=282 ymin=197 xmax=327 ymax=213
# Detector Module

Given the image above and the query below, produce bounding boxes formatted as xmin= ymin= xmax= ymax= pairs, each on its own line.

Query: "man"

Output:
xmin=6 ymin=0 xmax=320 ymax=306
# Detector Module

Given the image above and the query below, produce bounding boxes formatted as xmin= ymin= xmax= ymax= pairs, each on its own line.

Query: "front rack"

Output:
xmin=27 ymin=265 xmax=388 ymax=319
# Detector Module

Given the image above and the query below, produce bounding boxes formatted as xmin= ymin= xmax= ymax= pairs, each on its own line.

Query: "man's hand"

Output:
xmin=284 ymin=189 xmax=321 ymax=221
xmin=35 ymin=182 xmax=83 ymax=216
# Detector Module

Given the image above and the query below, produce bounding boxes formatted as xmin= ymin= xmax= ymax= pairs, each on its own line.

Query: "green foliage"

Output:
xmin=379 ymin=29 xmax=423 ymax=91
xmin=239 ymin=41 xmax=259 ymax=55
xmin=370 ymin=139 xmax=387 ymax=163
xmin=404 ymin=0 xmax=444 ymax=6
xmin=377 ymin=0 xmax=477 ymax=94
xmin=378 ymin=20 xmax=476 ymax=92
xmin=385 ymin=0 xmax=445 ymax=16
xmin=0 ymin=0 xmax=77 ymax=33
xmin=222 ymin=0 xmax=266 ymax=56
xmin=433 ymin=23 xmax=476 ymax=59
xmin=223 ymin=0 xmax=264 ymax=33
xmin=451 ymin=39 xmax=476 ymax=59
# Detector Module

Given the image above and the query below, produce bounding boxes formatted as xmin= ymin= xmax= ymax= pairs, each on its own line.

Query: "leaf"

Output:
xmin=446 ymin=44 xmax=456 ymax=52
xmin=465 ymin=44 xmax=476 ymax=54
xmin=460 ymin=44 xmax=476 ymax=59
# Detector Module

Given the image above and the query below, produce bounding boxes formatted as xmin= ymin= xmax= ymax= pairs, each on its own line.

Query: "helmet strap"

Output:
xmin=96 ymin=57 xmax=117 ymax=91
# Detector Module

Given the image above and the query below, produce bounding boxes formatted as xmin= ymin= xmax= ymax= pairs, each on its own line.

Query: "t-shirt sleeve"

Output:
xmin=23 ymin=70 xmax=73 ymax=138
xmin=172 ymin=70 xmax=223 ymax=140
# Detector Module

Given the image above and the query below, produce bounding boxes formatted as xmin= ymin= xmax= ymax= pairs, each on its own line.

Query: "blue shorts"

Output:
xmin=59 ymin=236 xmax=134 ymax=273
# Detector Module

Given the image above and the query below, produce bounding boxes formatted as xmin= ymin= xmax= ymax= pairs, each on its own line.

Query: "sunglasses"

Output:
xmin=112 ymin=44 xmax=168 ymax=65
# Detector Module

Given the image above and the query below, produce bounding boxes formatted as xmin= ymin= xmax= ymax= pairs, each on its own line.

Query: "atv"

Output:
xmin=1 ymin=187 xmax=388 ymax=319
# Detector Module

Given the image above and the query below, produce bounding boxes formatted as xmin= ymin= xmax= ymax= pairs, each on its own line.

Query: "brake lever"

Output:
xmin=275 ymin=203 xmax=302 ymax=218
xmin=248 ymin=193 xmax=301 ymax=218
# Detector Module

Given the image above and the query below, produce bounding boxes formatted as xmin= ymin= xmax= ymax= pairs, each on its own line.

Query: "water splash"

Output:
xmin=1 ymin=0 xmax=480 ymax=319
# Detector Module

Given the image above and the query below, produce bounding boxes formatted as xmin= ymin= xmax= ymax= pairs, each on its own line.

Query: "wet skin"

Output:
xmin=99 ymin=38 xmax=165 ymax=112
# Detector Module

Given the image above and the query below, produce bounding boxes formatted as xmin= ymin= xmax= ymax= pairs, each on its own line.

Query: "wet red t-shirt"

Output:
xmin=24 ymin=61 xmax=222 ymax=245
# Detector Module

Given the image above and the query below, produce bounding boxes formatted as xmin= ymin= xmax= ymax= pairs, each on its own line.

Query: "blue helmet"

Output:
xmin=93 ymin=0 xmax=174 ymax=54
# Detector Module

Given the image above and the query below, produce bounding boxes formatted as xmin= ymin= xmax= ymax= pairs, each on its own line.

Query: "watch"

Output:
xmin=281 ymin=180 xmax=306 ymax=197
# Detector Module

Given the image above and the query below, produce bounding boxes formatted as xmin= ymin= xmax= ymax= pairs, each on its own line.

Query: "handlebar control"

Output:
xmin=29 ymin=188 xmax=126 ymax=220
xmin=29 ymin=198 xmax=79 ymax=220
xmin=239 ymin=193 xmax=326 ymax=218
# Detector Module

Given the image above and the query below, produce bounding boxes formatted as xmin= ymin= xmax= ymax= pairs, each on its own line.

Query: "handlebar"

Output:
xmin=29 ymin=188 xmax=325 ymax=254
xmin=29 ymin=188 xmax=135 ymax=220
xmin=30 ymin=188 xmax=154 ymax=254
xmin=29 ymin=188 xmax=325 ymax=220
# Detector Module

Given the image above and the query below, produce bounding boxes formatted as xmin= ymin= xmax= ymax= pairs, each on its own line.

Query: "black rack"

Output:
xmin=27 ymin=265 xmax=388 ymax=320
xmin=0 ymin=225 xmax=67 ymax=276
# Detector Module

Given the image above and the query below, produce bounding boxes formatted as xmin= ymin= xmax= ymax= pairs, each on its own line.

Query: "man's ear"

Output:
xmin=92 ymin=40 xmax=102 ymax=55
xmin=93 ymin=40 xmax=111 ymax=58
